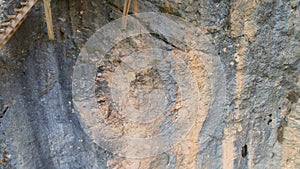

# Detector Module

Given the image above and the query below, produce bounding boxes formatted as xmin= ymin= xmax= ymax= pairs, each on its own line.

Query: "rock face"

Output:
xmin=0 ymin=0 xmax=299 ymax=169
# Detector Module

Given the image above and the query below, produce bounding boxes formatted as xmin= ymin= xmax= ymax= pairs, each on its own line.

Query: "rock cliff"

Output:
xmin=0 ymin=0 xmax=299 ymax=168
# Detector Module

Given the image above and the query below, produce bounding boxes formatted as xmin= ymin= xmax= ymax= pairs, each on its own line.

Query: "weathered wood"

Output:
xmin=14 ymin=8 xmax=23 ymax=13
xmin=1 ymin=22 xmax=11 ymax=27
xmin=7 ymin=15 xmax=16 ymax=19
xmin=43 ymin=0 xmax=54 ymax=40
xmin=0 ymin=0 xmax=40 ymax=49
xmin=20 ymin=2 xmax=29 ymax=6
xmin=122 ymin=0 xmax=131 ymax=30
xmin=133 ymin=0 xmax=138 ymax=15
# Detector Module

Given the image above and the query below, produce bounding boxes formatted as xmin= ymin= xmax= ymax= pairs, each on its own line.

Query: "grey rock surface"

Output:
xmin=0 ymin=0 xmax=299 ymax=169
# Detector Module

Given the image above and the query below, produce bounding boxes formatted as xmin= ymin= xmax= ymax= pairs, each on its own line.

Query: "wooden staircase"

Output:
xmin=0 ymin=0 xmax=39 ymax=49
xmin=0 ymin=0 xmax=132 ymax=49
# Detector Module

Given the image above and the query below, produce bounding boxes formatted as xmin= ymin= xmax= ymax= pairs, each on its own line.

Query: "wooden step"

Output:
xmin=7 ymin=15 xmax=16 ymax=19
xmin=20 ymin=2 xmax=29 ymax=6
xmin=1 ymin=22 xmax=11 ymax=27
xmin=0 ymin=29 xmax=6 ymax=33
xmin=14 ymin=8 xmax=23 ymax=13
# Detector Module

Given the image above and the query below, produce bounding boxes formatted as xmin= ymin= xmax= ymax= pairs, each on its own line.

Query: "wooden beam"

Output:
xmin=43 ymin=0 xmax=54 ymax=40
xmin=122 ymin=0 xmax=131 ymax=30
xmin=133 ymin=0 xmax=138 ymax=15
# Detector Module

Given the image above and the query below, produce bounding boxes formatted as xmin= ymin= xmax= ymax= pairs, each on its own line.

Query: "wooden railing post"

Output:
xmin=122 ymin=0 xmax=131 ymax=30
xmin=43 ymin=0 xmax=54 ymax=40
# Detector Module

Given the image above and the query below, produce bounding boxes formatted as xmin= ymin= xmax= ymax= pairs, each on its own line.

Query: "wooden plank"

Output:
xmin=1 ymin=22 xmax=11 ymax=27
xmin=14 ymin=8 xmax=23 ymax=13
xmin=43 ymin=0 xmax=54 ymax=40
xmin=20 ymin=2 xmax=29 ymax=6
xmin=7 ymin=15 xmax=16 ymax=19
